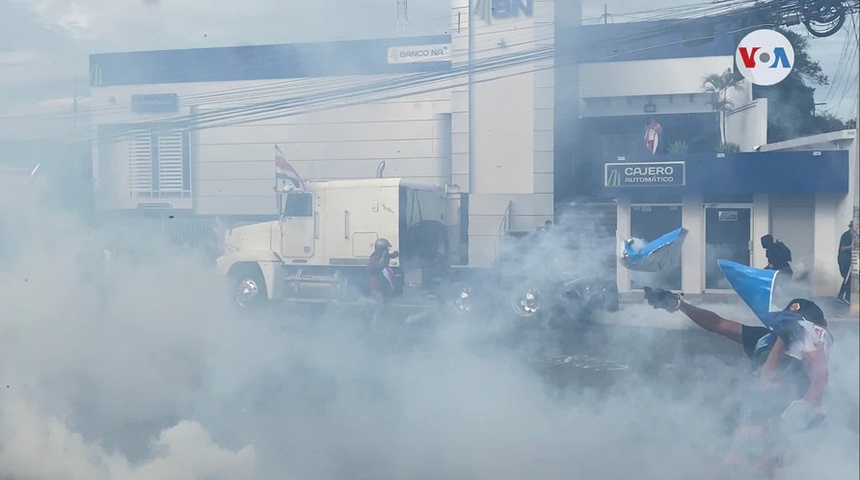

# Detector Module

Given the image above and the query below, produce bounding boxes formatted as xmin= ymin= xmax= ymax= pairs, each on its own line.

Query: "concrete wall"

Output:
xmin=725 ymin=98 xmax=768 ymax=151
xmin=580 ymin=93 xmax=714 ymax=118
xmin=579 ymin=56 xmax=734 ymax=99
xmin=450 ymin=0 xmax=563 ymax=268
xmin=90 ymin=78 xmax=451 ymax=215
xmin=759 ymin=130 xmax=857 ymax=296
xmin=769 ymin=194 xmax=815 ymax=278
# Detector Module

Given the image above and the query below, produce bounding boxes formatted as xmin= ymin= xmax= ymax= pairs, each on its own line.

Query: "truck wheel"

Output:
xmin=229 ymin=266 xmax=268 ymax=310
xmin=445 ymin=280 xmax=477 ymax=315
xmin=509 ymin=285 xmax=543 ymax=318
xmin=333 ymin=270 xmax=363 ymax=302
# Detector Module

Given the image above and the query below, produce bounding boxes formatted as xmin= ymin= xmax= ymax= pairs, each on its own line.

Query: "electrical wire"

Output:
xmin=90 ymin=21 xmax=774 ymax=147
xmin=5 ymin=0 xmax=763 ymax=124
xmin=7 ymin=1 xmax=782 ymax=143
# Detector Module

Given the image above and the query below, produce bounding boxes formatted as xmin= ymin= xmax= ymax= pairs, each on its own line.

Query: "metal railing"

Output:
xmin=495 ymin=200 xmax=514 ymax=258
xmin=497 ymin=200 xmax=513 ymax=239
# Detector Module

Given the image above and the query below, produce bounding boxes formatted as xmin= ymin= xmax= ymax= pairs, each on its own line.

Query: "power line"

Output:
xmin=7 ymin=1 xmax=789 ymax=142
xmin=12 ymin=3 xmax=766 ymax=126
xmin=86 ymin=22 xmax=776 ymax=147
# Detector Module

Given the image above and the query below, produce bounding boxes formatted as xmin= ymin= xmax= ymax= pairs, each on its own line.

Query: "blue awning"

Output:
xmin=602 ymin=151 xmax=849 ymax=195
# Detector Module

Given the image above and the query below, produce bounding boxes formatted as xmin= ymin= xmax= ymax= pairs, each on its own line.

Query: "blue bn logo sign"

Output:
xmin=491 ymin=0 xmax=533 ymax=19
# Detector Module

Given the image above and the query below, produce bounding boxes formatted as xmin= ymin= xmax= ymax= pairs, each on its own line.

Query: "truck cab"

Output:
xmin=215 ymin=177 xmax=468 ymax=310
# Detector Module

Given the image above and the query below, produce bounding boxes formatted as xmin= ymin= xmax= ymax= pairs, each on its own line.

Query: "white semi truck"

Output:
xmin=214 ymin=175 xmax=619 ymax=322
xmin=214 ymin=177 xmax=478 ymax=313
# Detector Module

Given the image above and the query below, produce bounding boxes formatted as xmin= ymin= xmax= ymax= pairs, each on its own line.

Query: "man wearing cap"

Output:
xmin=366 ymin=238 xmax=399 ymax=324
xmin=644 ymin=288 xmax=834 ymax=477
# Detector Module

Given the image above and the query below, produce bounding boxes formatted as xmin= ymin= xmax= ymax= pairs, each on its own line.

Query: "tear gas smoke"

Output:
xmin=1 ymin=181 xmax=857 ymax=480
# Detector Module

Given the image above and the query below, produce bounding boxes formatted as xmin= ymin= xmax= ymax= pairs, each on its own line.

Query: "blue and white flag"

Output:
xmin=619 ymin=227 xmax=688 ymax=272
xmin=717 ymin=259 xmax=785 ymax=324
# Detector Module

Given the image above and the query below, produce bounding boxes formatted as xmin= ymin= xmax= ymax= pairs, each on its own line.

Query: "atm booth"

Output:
xmin=604 ymin=151 xmax=850 ymax=297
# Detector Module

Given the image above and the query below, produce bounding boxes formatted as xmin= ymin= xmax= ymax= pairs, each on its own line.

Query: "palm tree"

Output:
xmin=703 ymin=69 xmax=744 ymax=147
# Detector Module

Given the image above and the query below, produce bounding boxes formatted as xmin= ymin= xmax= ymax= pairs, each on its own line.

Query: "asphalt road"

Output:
xmin=91 ymin=302 xmax=857 ymax=479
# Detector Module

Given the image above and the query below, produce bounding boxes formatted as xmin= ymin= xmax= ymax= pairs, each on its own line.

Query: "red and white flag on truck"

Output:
xmin=274 ymin=144 xmax=305 ymax=191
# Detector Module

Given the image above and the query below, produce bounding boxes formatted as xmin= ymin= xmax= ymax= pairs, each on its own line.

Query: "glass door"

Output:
xmin=629 ymin=204 xmax=683 ymax=291
xmin=704 ymin=204 xmax=752 ymax=290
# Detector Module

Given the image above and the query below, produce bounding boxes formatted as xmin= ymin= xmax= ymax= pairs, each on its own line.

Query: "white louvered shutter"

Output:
xmin=128 ymin=128 xmax=153 ymax=193
xmin=156 ymin=130 xmax=184 ymax=192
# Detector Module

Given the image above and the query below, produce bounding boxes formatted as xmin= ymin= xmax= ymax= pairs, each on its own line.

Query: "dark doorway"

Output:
xmin=705 ymin=206 xmax=752 ymax=290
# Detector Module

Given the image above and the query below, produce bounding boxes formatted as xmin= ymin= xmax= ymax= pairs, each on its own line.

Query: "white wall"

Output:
xmin=770 ymin=194 xmax=815 ymax=280
xmin=90 ymin=76 xmax=452 ymax=215
xmin=581 ymin=93 xmax=714 ymax=118
xmin=760 ymin=131 xmax=857 ymax=296
xmin=725 ymin=98 xmax=768 ymax=151
xmin=450 ymin=0 xmax=562 ymax=268
xmin=579 ymin=56 xmax=734 ymax=99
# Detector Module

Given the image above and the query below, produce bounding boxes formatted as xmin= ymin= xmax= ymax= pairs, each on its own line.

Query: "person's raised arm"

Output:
xmin=645 ymin=287 xmax=743 ymax=344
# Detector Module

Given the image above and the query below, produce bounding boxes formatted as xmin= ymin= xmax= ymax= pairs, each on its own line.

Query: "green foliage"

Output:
xmin=716 ymin=142 xmax=741 ymax=153
xmin=667 ymin=140 xmax=689 ymax=154
xmin=702 ymin=68 xmax=745 ymax=145
xmin=752 ymin=26 xmax=854 ymax=142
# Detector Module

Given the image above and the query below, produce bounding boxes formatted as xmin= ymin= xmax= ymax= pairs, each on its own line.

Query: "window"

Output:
xmin=283 ymin=192 xmax=313 ymax=217
xmin=126 ymin=124 xmax=191 ymax=199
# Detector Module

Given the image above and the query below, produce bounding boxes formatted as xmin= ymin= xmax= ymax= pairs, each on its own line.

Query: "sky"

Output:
xmin=0 ymin=0 xmax=857 ymax=138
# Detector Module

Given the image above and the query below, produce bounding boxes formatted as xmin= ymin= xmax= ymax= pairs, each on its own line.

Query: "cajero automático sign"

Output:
xmin=735 ymin=29 xmax=795 ymax=87
xmin=604 ymin=161 xmax=686 ymax=188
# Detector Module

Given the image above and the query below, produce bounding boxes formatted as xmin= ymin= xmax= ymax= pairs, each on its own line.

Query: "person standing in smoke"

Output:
xmin=366 ymin=238 xmax=398 ymax=324
xmin=761 ymin=234 xmax=793 ymax=279
xmin=644 ymin=288 xmax=834 ymax=478
xmin=761 ymin=234 xmax=795 ymax=305
xmin=761 ymin=234 xmax=793 ymax=278
xmin=836 ymin=221 xmax=854 ymax=305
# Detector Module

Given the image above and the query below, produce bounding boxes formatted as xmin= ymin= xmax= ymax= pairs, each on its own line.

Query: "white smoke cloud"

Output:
xmin=0 ymin=155 xmax=857 ymax=480
xmin=0 ymin=400 xmax=256 ymax=480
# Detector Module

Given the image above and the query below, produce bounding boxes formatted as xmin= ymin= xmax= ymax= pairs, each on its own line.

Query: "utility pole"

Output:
xmin=396 ymin=0 xmax=408 ymax=37
xmin=851 ymin=17 xmax=860 ymax=316
xmin=599 ymin=4 xmax=613 ymax=24
xmin=73 ymin=78 xmax=78 ymax=138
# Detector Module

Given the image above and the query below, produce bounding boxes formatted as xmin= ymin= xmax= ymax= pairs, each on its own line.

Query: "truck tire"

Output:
xmin=508 ymin=284 xmax=543 ymax=319
xmin=229 ymin=264 xmax=268 ymax=310
xmin=444 ymin=280 xmax=478 ymax=315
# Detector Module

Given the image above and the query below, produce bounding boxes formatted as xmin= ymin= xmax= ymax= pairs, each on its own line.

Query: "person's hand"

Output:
xmin=389 ymin=250 xmax=399 ymax=259
xmin=643 ymin=287 xmax=682 ymax=312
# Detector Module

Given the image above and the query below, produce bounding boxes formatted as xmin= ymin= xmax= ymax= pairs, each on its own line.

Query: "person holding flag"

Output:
xmin=643 ymin=260 xmax=834 ymax=478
